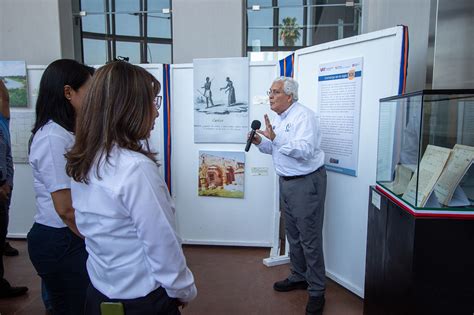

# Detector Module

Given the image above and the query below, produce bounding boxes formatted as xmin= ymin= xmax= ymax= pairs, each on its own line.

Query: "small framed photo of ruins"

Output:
xmin=198 ymin=150 xmax=245 ymax=198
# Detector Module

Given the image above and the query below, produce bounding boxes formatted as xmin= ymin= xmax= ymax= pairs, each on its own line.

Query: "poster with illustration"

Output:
xmin=193 ymin=57 xmax=249 ymax=143
xmin=0 ymin=61 xmax=28 ymax=107
xmin=198 ymin=151 xmax=245 ymax=198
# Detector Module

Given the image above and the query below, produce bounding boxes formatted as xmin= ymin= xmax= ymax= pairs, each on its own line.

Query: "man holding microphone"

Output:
xmin=250 ymin=77 xmax=327 ymax=315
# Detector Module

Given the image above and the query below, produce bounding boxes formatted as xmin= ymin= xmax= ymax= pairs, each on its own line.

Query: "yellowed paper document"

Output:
xmin=434 ymin=144 xmax=474 ymax=205
xmin=402 ymin=145 xmax=452 ymax=207
xmin=384 ymin=164 xmax=413 ymax=195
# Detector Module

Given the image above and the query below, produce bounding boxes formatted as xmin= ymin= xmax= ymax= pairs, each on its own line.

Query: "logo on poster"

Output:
xmin=348 ymin=69 xmax=356 ymax=80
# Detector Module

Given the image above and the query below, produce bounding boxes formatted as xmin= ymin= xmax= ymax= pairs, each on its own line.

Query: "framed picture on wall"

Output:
xmin=0 ymin=60 xmax=28 ymax=108
xmin=193 ymin=57 xmax=249 ymax=143
xmin=198 ymin=150 xmax=245 ymax=199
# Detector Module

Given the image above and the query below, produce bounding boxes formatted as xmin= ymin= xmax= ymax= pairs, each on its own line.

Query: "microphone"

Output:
xmin=245 ymin=120 xmax=261 ymax=152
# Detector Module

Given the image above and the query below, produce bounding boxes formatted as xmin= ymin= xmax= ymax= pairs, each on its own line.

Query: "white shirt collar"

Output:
xmin=279 ymin=101 xmax=297 ymax=119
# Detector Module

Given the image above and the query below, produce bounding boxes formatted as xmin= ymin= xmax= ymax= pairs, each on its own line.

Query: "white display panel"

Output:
xmin=171 ymin=62 xmax=279 ymax=246
xmin=8 ymin=64 xmax=164 ymax=237
xmin=294 ymin=26 xmax=405 ymax=297
xmin=8 ymin=65 xmax=45 ymax=237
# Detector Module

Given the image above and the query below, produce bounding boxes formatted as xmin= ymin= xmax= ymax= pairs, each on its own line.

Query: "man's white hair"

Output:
xmin=273 ymin=76 xmax=299 ymax=101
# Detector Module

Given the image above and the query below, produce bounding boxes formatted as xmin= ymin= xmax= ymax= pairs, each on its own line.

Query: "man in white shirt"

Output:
xmin=252 ymin=77 xmax=327 ymax=315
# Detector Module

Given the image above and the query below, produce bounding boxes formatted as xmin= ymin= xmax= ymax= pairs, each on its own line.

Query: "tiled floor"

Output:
xmin=1 ymin=240 xmax=363 ymax=315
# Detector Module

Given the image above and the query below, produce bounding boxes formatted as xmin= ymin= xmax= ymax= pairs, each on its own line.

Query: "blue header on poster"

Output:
xmin=318 ymin=71 xmax=362 ymax=81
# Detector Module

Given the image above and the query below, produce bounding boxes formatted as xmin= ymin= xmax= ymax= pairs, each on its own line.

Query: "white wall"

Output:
xmin=432 ymin=0 xmax=474 ymax=88
xmin=0 ymin=0 xmax=72 ymax=237
xmin=172 ymin=0 xmax=245 ymax=63
xmin=0 ymin=0 xmax=63 ymax=64
xmin=362 ymin=0 xmax=432 ymax=92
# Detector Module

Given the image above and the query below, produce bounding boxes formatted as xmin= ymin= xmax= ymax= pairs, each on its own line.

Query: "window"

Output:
xmin=78 ymin=0 xmax=172 ymax=65
xmin=246 ymin=0 xmax=361 ymax=60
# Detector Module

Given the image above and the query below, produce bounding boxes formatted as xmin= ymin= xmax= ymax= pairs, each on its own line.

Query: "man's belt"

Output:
xmin=281 ymin=166 xmax=324 ymax=181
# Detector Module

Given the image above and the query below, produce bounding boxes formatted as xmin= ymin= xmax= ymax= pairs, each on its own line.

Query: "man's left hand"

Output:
xmin=257 ymin=114 xmax=275 ymax=141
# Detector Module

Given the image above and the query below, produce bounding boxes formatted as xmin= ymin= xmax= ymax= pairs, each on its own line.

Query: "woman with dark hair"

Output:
xmin=66 ymin=61 xmax=196 ymax=314
xmin=27 ymin=59 xmax=94 ymax=314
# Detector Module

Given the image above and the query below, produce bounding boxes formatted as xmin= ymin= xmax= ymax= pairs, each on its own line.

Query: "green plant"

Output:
xmin=279 ymin=17 xmax=301 ymax=47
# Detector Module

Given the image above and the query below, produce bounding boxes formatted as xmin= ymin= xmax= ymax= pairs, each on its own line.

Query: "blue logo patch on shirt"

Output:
xmin=285 ymin=123 xmax=292 ymax=132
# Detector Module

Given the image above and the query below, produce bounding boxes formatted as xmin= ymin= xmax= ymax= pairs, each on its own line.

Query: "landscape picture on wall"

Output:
xmin=0 ymin=61 xmax=28 ymax=108
xmin=193 ymin=57 xmax=249 ymax=143
xmin=198 ymin=150 xmax=245 ymax=199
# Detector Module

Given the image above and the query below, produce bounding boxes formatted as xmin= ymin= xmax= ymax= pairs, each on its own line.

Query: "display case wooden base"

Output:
xmin=364 ymin=186 xmax=474 ymax=315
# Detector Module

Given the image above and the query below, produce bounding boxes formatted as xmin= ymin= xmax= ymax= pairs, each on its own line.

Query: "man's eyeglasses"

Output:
xmin=267 ymin=89 xmax=283 ymax=96
xmin=154 ymin=95 xmax=162 ymax=110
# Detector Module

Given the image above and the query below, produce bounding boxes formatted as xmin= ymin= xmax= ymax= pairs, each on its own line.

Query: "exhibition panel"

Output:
xmin=7 ymin=64 xmax=165 ymax=237
xmin=292 ymin=26 xmax=407 ymax=297
xmin=170 ymin=62 xmax=279 ymax=247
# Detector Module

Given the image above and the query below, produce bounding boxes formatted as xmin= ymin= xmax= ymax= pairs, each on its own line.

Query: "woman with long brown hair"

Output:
xmin=66 ymin=61 xmax=196 ymax=314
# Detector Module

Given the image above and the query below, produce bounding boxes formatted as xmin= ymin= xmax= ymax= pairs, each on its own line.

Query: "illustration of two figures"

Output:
xmin=201 ymin=77 xmax=235 ymax=108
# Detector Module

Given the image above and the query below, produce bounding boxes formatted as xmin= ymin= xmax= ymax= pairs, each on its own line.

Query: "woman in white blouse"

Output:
xmin=65 ymin=61 xmax=196 ymax=314
xmin=28 ymin=59 xmax=94 ymax=314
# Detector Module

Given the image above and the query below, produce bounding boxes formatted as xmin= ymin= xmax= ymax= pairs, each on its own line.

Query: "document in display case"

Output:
xmin=376 ymin=90 xmax=474 ymax=210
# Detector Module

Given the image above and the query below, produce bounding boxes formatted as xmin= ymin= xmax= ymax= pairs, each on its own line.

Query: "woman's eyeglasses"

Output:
xmin=154 ymin=95 xmax=162 ymax=110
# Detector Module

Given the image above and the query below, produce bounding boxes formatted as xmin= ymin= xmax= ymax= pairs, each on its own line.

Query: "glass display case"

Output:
xmin=376 ymin=90 xmax=474 ymax=209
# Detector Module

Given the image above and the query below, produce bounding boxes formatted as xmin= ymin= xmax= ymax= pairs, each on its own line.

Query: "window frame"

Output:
xmin=246 ymin=0 xmax=361 ymax=54
xmin=79 ymin=0 xmax=173 ymax=64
